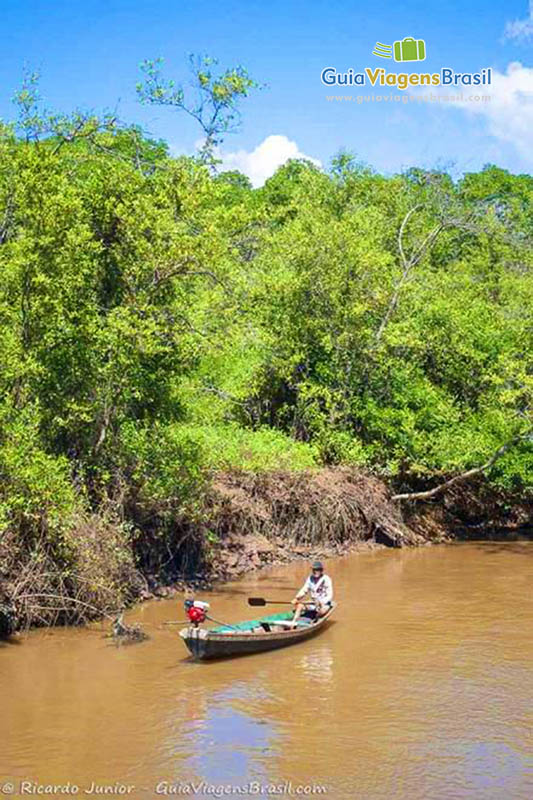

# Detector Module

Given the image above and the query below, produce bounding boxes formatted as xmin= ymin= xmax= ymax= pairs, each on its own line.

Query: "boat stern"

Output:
xmin=179 ymin=626 xmax=210 ymax=660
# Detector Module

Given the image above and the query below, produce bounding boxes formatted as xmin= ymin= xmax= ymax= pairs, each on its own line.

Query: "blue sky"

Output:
xmin=1 ymin=0 xmax=532 ymax=183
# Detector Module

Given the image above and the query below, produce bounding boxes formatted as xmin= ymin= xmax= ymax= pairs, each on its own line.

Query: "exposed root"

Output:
xmin=0 ymin=515 xmax=143 ymax=634
xmin=201 ymin=468 xmax=425 ymax=579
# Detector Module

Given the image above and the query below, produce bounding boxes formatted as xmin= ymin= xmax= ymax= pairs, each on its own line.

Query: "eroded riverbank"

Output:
xmin=1 ymin=468 xmax=532 ymax=635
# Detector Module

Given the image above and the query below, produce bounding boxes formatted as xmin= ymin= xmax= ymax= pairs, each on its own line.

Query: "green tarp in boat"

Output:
xmin=211 ymin=611 xmax=312 ymax=633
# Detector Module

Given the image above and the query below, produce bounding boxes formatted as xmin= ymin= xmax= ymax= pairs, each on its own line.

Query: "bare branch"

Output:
xmin=15 ymin=592 xmax=119 ymax=621
xmin=397 ymin=204 xmax=421 ymax=268
xmin=0 ymin=190 xmax=15 ymax=245
xmin=392 ymin=430 xmax=533 ymax=502
xmin=200 ymin=385 xmax=248 ymax=407
xmin=374 ymin=205 xmax=445 ymax=346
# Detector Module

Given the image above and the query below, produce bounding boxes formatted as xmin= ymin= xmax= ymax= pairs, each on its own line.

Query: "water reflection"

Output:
xmin=298 ymin=644 xmax=334 ymax=685
xmin=183 ymin=696 xmax=275 ymax=784
xmin=414 ymin=740 xmax=527 ymax=800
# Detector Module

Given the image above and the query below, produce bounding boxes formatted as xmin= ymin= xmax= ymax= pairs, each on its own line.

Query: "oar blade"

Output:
xmin=248 ymin=597 xmax=266 ymax=606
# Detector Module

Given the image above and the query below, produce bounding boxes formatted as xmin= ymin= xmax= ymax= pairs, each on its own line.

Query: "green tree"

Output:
xmin=136 ymin=55 xmax=260 ymax=164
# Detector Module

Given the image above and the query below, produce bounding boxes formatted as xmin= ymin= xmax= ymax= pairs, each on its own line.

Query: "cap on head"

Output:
xmin=312 ymin=561 xmax=324 ymax=571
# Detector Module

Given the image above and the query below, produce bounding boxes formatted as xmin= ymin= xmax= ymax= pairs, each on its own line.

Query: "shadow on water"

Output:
xmin=213 ymin=587 xmax=253 ymax=597
xmin=470 ymin=541 xmax=533 ymax=556
xmin=215 ymin=581 xmax=301 ymax=596
xmin=0 ymin=635 xmax=23 ymax=648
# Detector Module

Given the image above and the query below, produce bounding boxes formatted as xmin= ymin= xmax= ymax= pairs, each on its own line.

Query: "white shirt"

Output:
xmin=296 ymin=574 xmax=333 ymax=606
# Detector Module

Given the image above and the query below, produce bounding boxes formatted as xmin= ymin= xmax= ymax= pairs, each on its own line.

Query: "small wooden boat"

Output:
xmin=179 ymin=603 xmax=336 ymax=660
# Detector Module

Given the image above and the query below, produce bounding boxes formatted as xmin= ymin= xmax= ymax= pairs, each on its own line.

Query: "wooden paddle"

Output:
xmin=248 ymin=597 xmax=312 ymax=607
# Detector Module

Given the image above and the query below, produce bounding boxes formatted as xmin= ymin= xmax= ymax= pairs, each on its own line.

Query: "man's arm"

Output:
xmin=319 ymin=576 xmax=333 ymax=606
xmin=292 ymin=577 xmax=309 ymax=603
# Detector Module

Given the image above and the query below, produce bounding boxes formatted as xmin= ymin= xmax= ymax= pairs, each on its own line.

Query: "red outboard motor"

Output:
xmin=184 ymin=598 xmax=209 ymax=627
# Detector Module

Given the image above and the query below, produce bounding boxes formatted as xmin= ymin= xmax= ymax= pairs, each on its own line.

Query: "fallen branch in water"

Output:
xmin=392 ymin=431 xmax=533 ymax=502
xmin=14 ymin=592 xmax=148 ymax=643
xmin=111 ymin=613 xmax=149 ymax=644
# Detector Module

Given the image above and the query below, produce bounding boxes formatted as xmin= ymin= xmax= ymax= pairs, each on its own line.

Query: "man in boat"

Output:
xmin=291 ymin=561 xmax=333 ymax=625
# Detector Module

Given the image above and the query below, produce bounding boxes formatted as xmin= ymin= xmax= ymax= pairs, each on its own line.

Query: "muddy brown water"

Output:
xmin=1 ymin=542 xmax=532 ymax=800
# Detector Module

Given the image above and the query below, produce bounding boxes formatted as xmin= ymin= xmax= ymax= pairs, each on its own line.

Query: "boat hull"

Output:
xmin=179 ymin=605 xmax=335 ymax=660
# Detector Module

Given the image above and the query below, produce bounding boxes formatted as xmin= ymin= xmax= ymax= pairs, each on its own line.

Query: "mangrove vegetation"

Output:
xmin=1 ymin=59 xmax=532 ymax=632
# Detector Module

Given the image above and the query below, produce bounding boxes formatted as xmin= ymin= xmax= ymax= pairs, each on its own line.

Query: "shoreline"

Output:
xmin=105 ymin=467 xmax=533 ymax=606
xmin=1 ymin=467 xmax=531 ymax=637
xmin=144 ymin=536 xmax=391 ymax=601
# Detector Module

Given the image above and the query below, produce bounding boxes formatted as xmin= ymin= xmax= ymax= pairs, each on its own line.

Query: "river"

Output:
xmin=1 ymin=542 xmax=532 ymax=800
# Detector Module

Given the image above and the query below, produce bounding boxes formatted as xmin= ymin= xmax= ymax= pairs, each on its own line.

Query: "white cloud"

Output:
xmin=433 ymin=62 xmax=533 ymax=163
xmin=218 ymin=135 xmax=321 ymax=187
xmin=504 ymin=1 xmax=533 ymax=41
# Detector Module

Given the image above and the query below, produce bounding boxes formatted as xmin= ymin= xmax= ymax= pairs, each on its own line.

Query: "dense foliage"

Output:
xmin=0 ymin=69 xmax=532 ymax=624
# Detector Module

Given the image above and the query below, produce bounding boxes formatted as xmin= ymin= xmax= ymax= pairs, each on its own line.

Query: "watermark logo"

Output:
xmin=372 ymin=42 xmax=393 ymax=59
xmin=372 ymin=37 xmax=426 ymax=62
xmin=394 ymin=37 xmax=426 ymax=62
xmin=321 ymin=35 xmax=491 ymax=89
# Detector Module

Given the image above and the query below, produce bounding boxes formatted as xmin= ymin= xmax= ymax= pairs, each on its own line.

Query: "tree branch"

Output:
xmin=374 ymin=204 xmax=444 ymax=346
xmin=392 ymin=430 xmax=533 ymax=502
